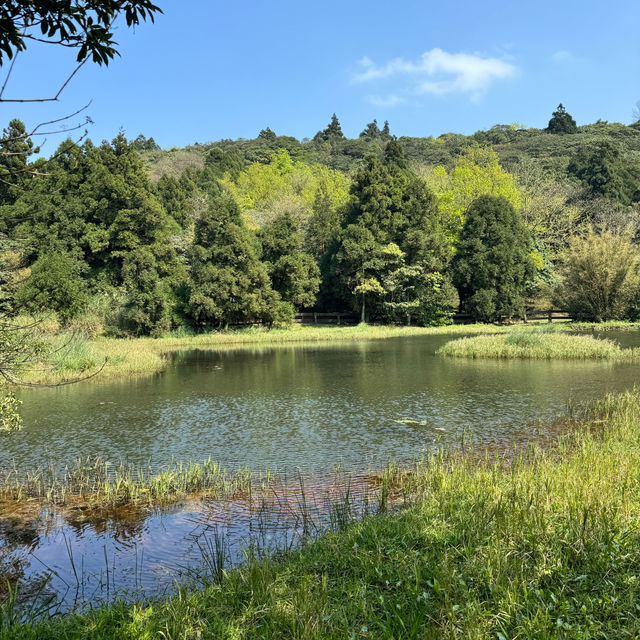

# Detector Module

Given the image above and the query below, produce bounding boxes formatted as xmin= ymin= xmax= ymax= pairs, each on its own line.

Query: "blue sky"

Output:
xmin=3 ymin=0 xmax=639 ymax=153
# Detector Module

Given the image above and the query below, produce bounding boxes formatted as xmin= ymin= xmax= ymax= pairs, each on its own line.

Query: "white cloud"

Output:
xmin=550 ymin=50 xmax=574 ymax=64
xmin=353 ymin=48 xmax=517 ymax=100
xmin=367 ymin=94 xmax=405 ymax=107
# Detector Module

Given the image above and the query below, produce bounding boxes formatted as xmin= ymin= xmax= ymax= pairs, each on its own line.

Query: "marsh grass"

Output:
xmin=437 ymin=328 xmax=636 ymax=360
xmin=6 ymin=390 xmax=640 ymax=638
xmin=0 ymin=457 xmax=262 ymax=511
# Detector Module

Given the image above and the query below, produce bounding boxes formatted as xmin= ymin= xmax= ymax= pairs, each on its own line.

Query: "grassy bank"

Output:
xmin=21 ymin=323 xmax=514 ymax=384
xmin=6 ymin=389 xmax=640 ymax=638
xmin=437 ymin=328 xmax=638 ymax=360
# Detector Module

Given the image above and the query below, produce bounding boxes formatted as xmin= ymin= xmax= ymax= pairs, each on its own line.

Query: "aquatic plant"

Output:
xmin=437 ymin=329 xmax=635 ymax=359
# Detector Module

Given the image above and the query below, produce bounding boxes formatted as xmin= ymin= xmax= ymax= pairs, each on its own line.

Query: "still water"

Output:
xmin=6 ymin=332 xmax=640 ymax=472
xmin=2 ymin=330 xmax=640 ymax=611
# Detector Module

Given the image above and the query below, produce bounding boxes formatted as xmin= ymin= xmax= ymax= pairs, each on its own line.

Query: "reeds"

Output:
xmin=437 ymin=328 xmax=637 ymax=359
xmin=0 ymin=457 xmax=261 ymax=509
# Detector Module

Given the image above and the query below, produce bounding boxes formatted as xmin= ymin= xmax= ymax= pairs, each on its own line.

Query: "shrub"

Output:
xmin=555 ymin=226 xmax=640 ymax=322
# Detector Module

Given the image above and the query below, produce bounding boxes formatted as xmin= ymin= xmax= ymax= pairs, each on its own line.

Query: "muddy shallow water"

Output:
xmin=2 ymin=330 xmax=640 ymax=611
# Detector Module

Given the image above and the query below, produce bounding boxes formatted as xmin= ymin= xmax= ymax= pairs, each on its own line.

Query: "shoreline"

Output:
xmin=3 ymin=389 xmax=640 ymax=637
xmin=16 ymin=320 xmax=640 ymax=386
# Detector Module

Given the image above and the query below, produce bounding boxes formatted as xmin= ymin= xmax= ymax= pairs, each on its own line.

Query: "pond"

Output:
xmin=2 ymin=330 xmax=640 ymax=612
xmin=6 ymin=331 xmax=640 ymax=473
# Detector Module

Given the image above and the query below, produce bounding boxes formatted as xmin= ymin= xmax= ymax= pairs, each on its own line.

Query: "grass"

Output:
xmin=437 ymin=327 xmax=638 ymax=360
xmin=0 ymin=456 xmax=263 ymax=512
xmin=5 ymin=389 xmax=640 ymax=638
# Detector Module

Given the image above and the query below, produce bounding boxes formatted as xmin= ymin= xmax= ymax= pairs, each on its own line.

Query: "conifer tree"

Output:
xmin=188 ymin=195 xmax=286 ymax=328
xmin=452 ymin=195 xmax=534 ymax=321
xmin=547 ymin=103 xmax=578 ymax=134
xmin=359 ymin=119 xmax=381 ymax=139
xmin=259 ymin=212 xmax=320 ymax=309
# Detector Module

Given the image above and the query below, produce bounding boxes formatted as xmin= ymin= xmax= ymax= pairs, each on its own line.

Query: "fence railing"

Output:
xmin=295 ymin=309 xmax=571 ymax=326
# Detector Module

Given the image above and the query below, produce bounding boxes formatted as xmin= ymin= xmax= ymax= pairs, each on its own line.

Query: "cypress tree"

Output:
xmin=547 ymin=103 xmax=578 ymax=134
xmin=452 ymin=195 xmax=534 ymax=322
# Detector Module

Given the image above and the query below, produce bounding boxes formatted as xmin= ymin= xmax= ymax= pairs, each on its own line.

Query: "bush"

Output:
xmin=555 ymin=226 xmax=640 ymax=321
xmin=15 ymin=252 xmax=88 ymax=322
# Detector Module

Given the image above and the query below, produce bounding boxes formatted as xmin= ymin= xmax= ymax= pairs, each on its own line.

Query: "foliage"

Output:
xmin=330 ymin=147 xmax=454 ymax=324
xmin=556 ymin=226 xmax=640 ymax=322
xmin=259 ymin=212 xmax=320 ymax=308
xmin=547 ymin=103 xmax=578 ymax=134
xmin=0 ymin=393 xmax=22 ymax=433
xmin=453 ymin=195 xmax=534 ymax=321
xmin=187 ymin=195 xmax=287 ymax=328
xmin=0 ymin=0 xmax=162 ymax=65
xmin=568 ymin=141 xmax=640 ymax=205
xmin=314 ymin=113 xmax=345 ymax=142
xmin=426 ymin=146 xmax=522 ymax=237
xmin=15 ymin=252 xmax=88 ymax=322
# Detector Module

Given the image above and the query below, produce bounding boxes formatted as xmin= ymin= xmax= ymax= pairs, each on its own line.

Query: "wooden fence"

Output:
xmin=294 ymin=309 xmax=571 ymax=326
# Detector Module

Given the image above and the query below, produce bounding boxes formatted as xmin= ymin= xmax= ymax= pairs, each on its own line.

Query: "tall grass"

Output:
xmin=6 ymin=390 xmax=640 ymax=638
xmin=0 ymin=457 xmax=261 ymax=510
xmin=437 ymin=328 xmax=637 ymax=359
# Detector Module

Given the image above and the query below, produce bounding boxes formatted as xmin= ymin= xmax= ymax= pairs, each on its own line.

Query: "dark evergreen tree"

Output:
xmin=258 ymin=127 xmax=277 ymax=142
xmin=0 ymin=119 xmax=38 ymax=206
xmin=329 ymin=145 xmax=454 ymax=324
xmin=203 ymin=147 xmax=244 ymax=181
xmin=314 ymin=114 xmax=345 ymax=142
xmin=259 ymin=212 xmax=320 ymax=308
xmin=568 ymin=142 xmax=640 ymax=205
xmin=452 ymin=195 xmax=534 ymax=322
xmin=381 ymin=120 xmax=392 ymax=140
xmin=359 ymin=119 xmax=381 ymax=139
xmin=188 ymin=195 xmax=287 ymax=328
xmin=383 ymin=139 xmax=408 ymax=172
xmin=547 ymin=104 xmax=578 ymax=134
xmin=15 ymin=252 xmax=88 ymax=322
xmin=119 ymin=246 xmax=171 ymax=336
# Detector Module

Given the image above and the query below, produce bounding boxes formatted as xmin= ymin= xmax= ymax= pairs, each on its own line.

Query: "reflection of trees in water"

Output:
xmin=0 ymin=515 xmax=52 ymax=607
xmin=63 ymin=505 xmax=149 ymax=542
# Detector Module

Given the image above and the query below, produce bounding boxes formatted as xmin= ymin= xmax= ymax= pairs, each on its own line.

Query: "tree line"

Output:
xmin=1 ymin=105 xmax=640 ymax=336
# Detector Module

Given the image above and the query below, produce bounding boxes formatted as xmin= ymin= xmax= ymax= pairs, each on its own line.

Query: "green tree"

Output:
xmin=547 ymin=104 xmax=578 ymax=134
xmin=359 ymin=119 xmax=381 ymax=139
xmin=306 ymin=183 xmax=340 ymax=260
xmin=556 ymin=227 xmax=640 ymax=322
xmin=119 ymin=246 xmax=171 ymax=336
xmin=568 ymin=142 xmax=640 ymax=205
xmin=0 ymin=119 xmax=38 ymax=206
xmin=426 ymin=146 xmax=521 ymax=239
xmin=453 ymin=195 xmax=534 ymax=322
xmin=330 ymin=145 xmax=454 ymax=324
xmin=314 ymin=114 xmax=344 ymax=142
xmin=188 ymin=195 xmax=286 ymax=328
xmin=15 ymin=252 xmax=88 ymax=322
xmin=259 ymin=213 xmax=320 ymax=309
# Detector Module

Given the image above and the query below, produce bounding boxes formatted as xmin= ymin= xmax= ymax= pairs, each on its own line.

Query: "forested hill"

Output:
xmin=1 ymin=106 xmax=639 ymax=337
xmin=139 ymin=113 xmax=640 ymax=182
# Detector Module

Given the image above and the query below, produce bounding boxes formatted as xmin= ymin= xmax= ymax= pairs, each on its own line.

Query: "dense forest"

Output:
xmin=1 ymin=105 xmax=640 ymax=335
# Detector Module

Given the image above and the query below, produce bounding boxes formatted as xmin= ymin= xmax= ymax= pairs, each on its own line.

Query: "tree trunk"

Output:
xmin=361 ymin=293 xmax=366 ymax=323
